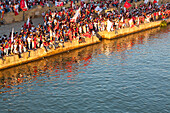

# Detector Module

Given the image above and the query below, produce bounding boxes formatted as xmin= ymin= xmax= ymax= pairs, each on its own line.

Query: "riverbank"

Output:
xmin=0 ymin=25 xmax=163 ymax=79
xmin=0 ymin=36 xmax=100 ymax=70
xmin=99 ymin=18 xmax=170 ymax=40
xmin=0 ymin=19 xmax=169 ymax=71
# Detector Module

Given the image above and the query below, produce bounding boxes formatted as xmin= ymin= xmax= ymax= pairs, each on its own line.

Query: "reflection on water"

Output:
xmin=0 ymin=26 xmax=169 ymax=112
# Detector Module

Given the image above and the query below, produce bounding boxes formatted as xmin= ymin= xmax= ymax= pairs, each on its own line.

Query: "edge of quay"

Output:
xmin=0 ymin=36 xmax=100 ymax=71
xmin=98 ymin=18 xmax=170 ymax=40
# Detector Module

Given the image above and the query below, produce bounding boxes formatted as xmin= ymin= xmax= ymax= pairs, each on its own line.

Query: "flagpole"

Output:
xmin=23 ymin=11 xmax=25 ymax=21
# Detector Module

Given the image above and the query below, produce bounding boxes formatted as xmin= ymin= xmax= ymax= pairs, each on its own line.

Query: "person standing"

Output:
xmin=4 ymin=40 xmax=8 ymax=56
xmin=27 ymin=34 xmax=32 ymax=50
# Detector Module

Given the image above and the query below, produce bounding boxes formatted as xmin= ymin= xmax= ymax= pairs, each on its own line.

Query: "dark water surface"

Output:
xmin=0 ymin=26 xmax=170 ymax=113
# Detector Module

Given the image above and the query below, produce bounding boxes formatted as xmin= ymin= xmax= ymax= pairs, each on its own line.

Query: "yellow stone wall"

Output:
xmin=99 ymin=18 xmax=170 ymax=39
xmin=0 ymin=36 xmax=100 ymax=70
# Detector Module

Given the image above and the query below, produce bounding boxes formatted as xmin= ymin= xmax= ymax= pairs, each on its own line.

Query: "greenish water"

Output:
xmin=0 ymin=26 xmax=170 ymax=113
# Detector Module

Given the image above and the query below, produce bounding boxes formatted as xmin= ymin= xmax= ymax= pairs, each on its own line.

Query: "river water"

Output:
xmin=0 ymin=25 xmax=170 ymax=113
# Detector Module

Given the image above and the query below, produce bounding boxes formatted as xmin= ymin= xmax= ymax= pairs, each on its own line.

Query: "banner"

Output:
xmin=70 ymin=7 xmax=81 ymax=22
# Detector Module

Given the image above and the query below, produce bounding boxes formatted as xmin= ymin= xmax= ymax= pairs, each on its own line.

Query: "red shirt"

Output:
xmin=5 ymin=44 xmax=8 ymax=48
xmin=154 ymin=13 xmax=156 ymax=16
xmin=43 ymin=42 xmax=48 ymax=46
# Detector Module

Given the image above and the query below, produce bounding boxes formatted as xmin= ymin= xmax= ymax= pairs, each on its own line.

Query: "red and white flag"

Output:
xmin=26 ymin=17 xmax=31 ymax=28
xmin=70 ymin=7 xmax=81 ymax=22
xmin=14 ymin=10 xmax=19 ymax=16
xmin=153 ymin=0 xmax=157 ymax=4
xmin=55 ymin=1 xmax=63 ymax=7
xmin=14 ymin=5 xmax=19 ymax=16
xmin=20 ymin=0 xmax=28 ymax=11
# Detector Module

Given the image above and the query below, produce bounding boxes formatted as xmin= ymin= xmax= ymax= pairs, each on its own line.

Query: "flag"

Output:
xmin=14 ymin=5 xmax=19 ymax=16
xmin=55 ymin=1 xmax=63 ymax=7
xmin=107 ymin=19 xmax=112 ymax=32
xmin=124 ymin=1 xmax=131 ymax=9
xmin=20 ymin=0 xmax=27 ymax=11
xmin=26 ymin=17 xmax=31 ymax=28
xmin=20 ymin=0 xmax=25 ymax=8
xmin=71 ymin=1 xmax=73 ymax=8
xmin=70 ymin=7 xmax=81 ymax=22
xmin=23 ymin=1 xmax=28 ymax=11
xmin=14 ymin=9 xmax=19 ymax=16
xmin=153 ymin=0 xmax=157 ymax=4
xmin=11 ymin=28 xmax=14 ymax=42
xmin=14 ymin=10 xmax=18 ymax=16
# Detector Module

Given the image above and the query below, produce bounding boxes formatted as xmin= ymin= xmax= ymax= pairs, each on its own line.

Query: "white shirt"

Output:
xmin=27 ymin=37 xmax=31 ymax=43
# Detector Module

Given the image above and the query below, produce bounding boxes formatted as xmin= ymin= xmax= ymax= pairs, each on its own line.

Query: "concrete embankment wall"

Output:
xmin=99 ymin=18 xmax=170 ymax=40
xmin=0 ymin=36 xmax=100 ymax=70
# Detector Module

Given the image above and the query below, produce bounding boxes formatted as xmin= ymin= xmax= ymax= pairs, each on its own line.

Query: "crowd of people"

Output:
xmin=0 ymin=0 xmax=144 ymax=17
xmin=0 ymin=0 xmax=56 ymax=16
xmin=0 ymin=0 xmax=169 ymax=58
